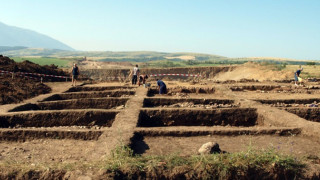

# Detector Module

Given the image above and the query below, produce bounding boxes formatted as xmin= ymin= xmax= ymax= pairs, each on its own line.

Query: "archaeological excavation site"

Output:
xmin=1 ymin=66 xmax=320 ymax=179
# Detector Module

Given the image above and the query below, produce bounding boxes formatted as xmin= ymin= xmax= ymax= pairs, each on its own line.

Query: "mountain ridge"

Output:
xmin=0 ymin=22 xmax=74 ymax=51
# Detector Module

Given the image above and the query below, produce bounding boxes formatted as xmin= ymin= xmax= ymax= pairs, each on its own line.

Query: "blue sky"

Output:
xmin=1 ymin=0 xmax=319 ymax=59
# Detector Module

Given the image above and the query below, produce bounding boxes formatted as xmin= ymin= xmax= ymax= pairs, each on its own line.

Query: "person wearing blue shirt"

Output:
xmin=156 ymin=79 xmax=167 ymax=94
xmin=294 ymin=67 xmax=303 ymax=86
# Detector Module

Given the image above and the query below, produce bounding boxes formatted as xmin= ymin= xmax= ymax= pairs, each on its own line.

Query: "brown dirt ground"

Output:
xmin=0 ymin=76 xmax=51 ymax=105
xmin=137 ymin=135 xmax=320 ymax=158
xmin=1 ymin=63 xmax=320 ymax=178
xmin=0 ymin=139 xmax=97 ymax=164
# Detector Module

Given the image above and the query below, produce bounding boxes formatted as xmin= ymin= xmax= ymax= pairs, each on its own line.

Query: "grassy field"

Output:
xmin=285 ymin=65 xmax=320 ymax=78
xmin=11 ymin=57 xmax=74 ymax=67
xmin=139 ymin=59 xmax=244 ymax=68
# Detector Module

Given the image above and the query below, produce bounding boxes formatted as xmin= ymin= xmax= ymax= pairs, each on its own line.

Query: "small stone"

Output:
xmin=116 ymin=105 xmax=124 ymax=110
xmin=198 ymin=142 xmax=221 ymax=154
xmin=172 ymin=104 xmax=180 ymax=108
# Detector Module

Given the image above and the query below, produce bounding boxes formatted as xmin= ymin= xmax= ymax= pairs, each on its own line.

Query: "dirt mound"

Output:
xmin=0 ymin=55 xmax=66 ymax=76
xmin=213 ymin=62 xmax=293 ymax=81
xmin=0 ymin=55 xmax=68 ymax=104
xmin=0 ymin=76 xmax=51 ymax=105
xmin=0 ymin=55 xmax=15 ymax=66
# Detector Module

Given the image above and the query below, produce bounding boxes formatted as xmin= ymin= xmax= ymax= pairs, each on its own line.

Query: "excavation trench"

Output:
xmin=147 ymin=87 xmax=215 ymax=96
xmin=66 ymin=86 xmax=135 ymax=92
xmin=9 ymin=98 xmax=129 ymax=112
xmin=42 ymin=90 xmax=135 ymax=101
xmin=0 ymin=110 xmax=118 ymax=128
xmin=134 ymin=127 xmax=301 ymax=137
xmin=231 ymin=85 xmax=320 ymax=94
xmin=257 ymin=99 xmax=320 ymax=105
xmin=0 ymin=129 xmax=103 ymax=141
xmin=138 ymin=108 xmax=260 ymax=127
xmin=281 ymin=107 xmax=320 ymax=122
xmin=230 ymin=85 xmax=281 ymax=91
xmin=143 ymin=98 xmax=235 ymax=108
xmin=130 ymin=133 xmax=317 ymax=157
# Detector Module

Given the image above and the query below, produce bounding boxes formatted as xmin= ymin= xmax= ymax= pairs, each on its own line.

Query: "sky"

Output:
xmin=0 ymin=0 xmax=319 ymax=60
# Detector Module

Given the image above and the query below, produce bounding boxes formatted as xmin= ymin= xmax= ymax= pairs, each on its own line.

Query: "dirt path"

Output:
xmin=93 ymin=86 xmax=148 ymax=159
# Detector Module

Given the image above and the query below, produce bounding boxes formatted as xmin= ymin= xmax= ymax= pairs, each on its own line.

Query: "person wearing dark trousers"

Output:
xmin=71 ymin=63 xmax=79 ymax=86
xmin=157 ymin=79 xmax=167 ymax=94
xmin=131 ymin=65 xmax=139 ymax=85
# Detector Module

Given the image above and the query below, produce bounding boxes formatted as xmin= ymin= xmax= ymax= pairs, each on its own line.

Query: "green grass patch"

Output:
xmin=105 ymin=145 xmax=305 ymax=179
xmin=0 ymin=145 xmax=308 ymax=179
xmin=139 ymin=59 xmax=246 ymax=68
xmin=285 ymin=65 xmax=320 ymax=78
xmin=11 ymin=57 xmax=72 ymax=67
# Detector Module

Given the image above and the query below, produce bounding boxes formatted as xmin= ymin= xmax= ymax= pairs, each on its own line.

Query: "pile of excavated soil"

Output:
xmin=0 ymin=76 xmax=50 ymax=105
xmin=0 ymin=55 xmax=68 ymax=104
xmin=213 ymin=62 xmax=293 ymax=81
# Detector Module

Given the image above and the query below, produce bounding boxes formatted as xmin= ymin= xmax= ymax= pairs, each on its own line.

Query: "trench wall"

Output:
xmin=138 ymin=108 xmax=259 ymax=127
xmin=82 ymin=66 xmax=235 ymax=81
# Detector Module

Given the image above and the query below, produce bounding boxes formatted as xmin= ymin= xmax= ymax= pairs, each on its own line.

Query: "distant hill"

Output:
xmin=0 ymin=22 xmax=74 ymax=51
xmin=0 ymin=46 xmax=318 ymax=66
xmin=0 ymin=48 xmax=226 ymax=61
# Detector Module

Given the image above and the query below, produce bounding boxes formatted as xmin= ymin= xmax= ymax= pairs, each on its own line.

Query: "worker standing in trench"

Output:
xmin=129 ymin=65 xmax=140 ymax=85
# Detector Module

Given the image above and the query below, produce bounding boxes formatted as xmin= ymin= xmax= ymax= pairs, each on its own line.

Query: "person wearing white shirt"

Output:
xmin=131 ymin=65 xmax=139 ymax=85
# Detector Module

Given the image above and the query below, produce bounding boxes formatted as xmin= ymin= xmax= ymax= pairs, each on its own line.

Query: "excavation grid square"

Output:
xmin=138 ymin=108 xmax=260 ymax=127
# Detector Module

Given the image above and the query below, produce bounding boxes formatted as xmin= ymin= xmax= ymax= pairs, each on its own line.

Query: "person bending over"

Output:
xmin=138 ymin=74 xmax=148 ymax=86
xmin=156 ymin=79 xmax=167 ymax=94
xmin=294 ymin=67 xmax=303 ymax=86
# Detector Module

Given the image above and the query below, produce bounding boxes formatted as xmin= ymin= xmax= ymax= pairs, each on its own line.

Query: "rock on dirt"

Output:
xmin=198 ymin=142 xmax=221 ymax=154
xmin=116 ymin=105 xmax=125 ymax=110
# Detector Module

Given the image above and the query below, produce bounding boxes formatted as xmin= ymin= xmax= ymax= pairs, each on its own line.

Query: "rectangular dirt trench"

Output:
xmin=66 ymin=86 xmax=135 ymax=92
xmin=258 ymin=99 xmax=320 ymax=105
xmin=42 ymin=91 xmax=135 ymax=101
xmin=283 ymin=107 xmax=320 ymax=122
xmin=9 ymin=98 xmax=129 ymax=112
xmin=143 ymin=98 xmax=234 ymax=108
xmin=138 ymin=108 xmax=260 ymax=127
xmin=0 ymin=111 xmax=118 ymax=128
xmin=147 ymin=87 xmax=215 ymax=96
xmin=230 ymin=85 xmax=281 ymax=91
xmin=0 ymin=129 xmax=104 ymax=141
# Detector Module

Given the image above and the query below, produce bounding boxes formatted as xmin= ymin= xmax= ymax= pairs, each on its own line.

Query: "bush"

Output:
xmin=306 ymin=62 xmax=316 ymax=66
